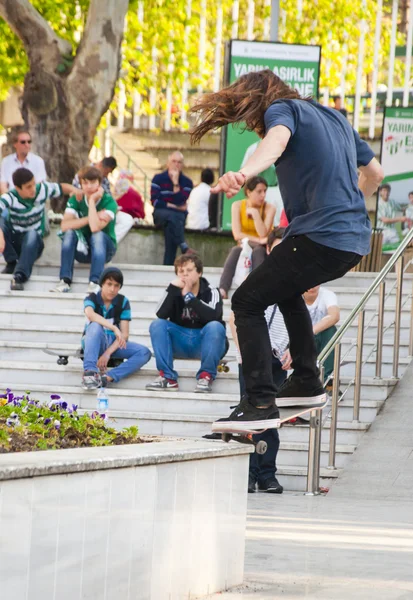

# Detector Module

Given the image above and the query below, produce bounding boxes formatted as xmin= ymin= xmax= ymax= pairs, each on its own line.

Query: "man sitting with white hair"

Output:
xmin=151 ymin=151 xmax=194 ymax=265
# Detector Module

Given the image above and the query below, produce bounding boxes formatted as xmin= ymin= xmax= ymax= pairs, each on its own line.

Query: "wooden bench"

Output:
xmin=352 ymin=229 xmax=383 ymax=273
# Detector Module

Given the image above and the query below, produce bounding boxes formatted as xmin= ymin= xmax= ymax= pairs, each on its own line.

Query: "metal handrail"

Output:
xmin=318 ymin=227 xmax=413 ymax=367
xmin=305 ymin=226 xmax=413 ymax=495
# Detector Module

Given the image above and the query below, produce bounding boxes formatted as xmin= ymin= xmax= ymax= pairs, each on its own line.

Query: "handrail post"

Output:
xmin=353 ymin=309 xmax=365 ymax=422
xmin=409 ymin=277 xmax=413 ymax=357
xmin=305 ymin=365 xmax=323 ymax=495
xmin=393 ymin=256 xmax=404 ymax=378
xmin=328 ymin=343 xmax=341 ymax=469
xmin=305 ymin=408 xmax=322 ymax=495
xmin=375 ymin=281 xmax=385 ymax=378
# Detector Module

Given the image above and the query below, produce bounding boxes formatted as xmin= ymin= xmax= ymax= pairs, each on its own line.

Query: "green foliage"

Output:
xmin=0 ymin=0 xmax=409 ymax=124
xmin=0 ymin=390 xmax=142 ymax=453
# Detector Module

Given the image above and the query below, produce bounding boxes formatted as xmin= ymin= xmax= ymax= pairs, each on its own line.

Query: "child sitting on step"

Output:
xmin=82 ymin=266 xmax=151 ymax=390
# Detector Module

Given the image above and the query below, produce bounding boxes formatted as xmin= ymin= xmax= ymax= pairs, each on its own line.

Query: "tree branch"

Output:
xmin=0 ymin=0 xmax=71 ymax=70
xmin=67 ymin=0 xmax=129 ymax=126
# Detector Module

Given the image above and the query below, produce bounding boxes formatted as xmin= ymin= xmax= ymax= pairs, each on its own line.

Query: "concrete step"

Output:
xmin=1 ymin=274 xmax=411 ymax=309
xmin=278 ymin=441 xmax=356 ymax=469
xmin=5 ymin=382 xmax=371 ymax=448
xmin=0 ymin=362 xmax=383 ymax=423
xmin=3 ymin=260 xmax=410 ymax=288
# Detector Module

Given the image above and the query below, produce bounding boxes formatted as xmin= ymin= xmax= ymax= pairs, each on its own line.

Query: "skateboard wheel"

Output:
xmin=223 ymin=366 xmax=230 ymax=373
xmin=256 ymin=441 xmax=267 ymax=455
xmin=222 ymin=433 xmax=231 ymax=443
xmin=57 ymin=357 xmax=68 ymax=365
xmin=217 ymin=365 xmax=223 ymax=373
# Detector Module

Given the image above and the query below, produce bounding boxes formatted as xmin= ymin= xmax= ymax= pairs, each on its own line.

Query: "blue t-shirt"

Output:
xmin=83 ymin=293 xmax=132 ymax=340
xmin=264 ymin=99 xmax=375 ymax=256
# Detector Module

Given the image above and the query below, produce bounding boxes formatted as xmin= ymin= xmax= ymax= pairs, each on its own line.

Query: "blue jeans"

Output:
xmin=0 ymin=217 xmax=44 ymax=281
xmin=82 ymin=322 xmax=151 ymax=382
xmin=149 ymin=319 xmax=227 ymax=380
xmin=239 ymin=358 xmax=286 ymax=483
xmin=59 ymin=229 xmax=116 ymax=283
xmin=153 ymin=208 xmax=187 ymax=265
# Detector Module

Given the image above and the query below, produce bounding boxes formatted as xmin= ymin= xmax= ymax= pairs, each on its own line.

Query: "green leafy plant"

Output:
xmin=0 ymin=389 xmax=143 ymax=453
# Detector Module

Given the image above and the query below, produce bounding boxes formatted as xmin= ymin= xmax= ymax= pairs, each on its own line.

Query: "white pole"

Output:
xmin=198 ymin=0 xmax=207 ymax=93
xmin=387 ymin=0 xmax=399 ymax=107
xmin=117 ymin=81 xmax=126 ymax=129
xmin=104 ymin=111 xmax=111 ymax=156
xmin=263 ymin=0 xmax=271 ymax=39
xmin=149 ymin=46 xmax=158 ymax=131
xmin=181 ymin=0 xmax=192 ymax=127
xmin=165 ymin=44 xmax=174 ymax=132
xmin=354 ymin=19 xmax=367 ymax=131
xmin=270 ymin=0 xmax=279 ymax=41
xmin=214 ymin=4 xmax=223 ymax=92
xmin=369 ymin=0 xmax=383 ymax=139
xmin=323 ymin=52 xmax=331 ymax=107
xmin=232 ymin=0 xmax=239 ymax=39
xmin=181 ymin=59 xmax=189 ymax=126
xmin=340 ymin=44 xmax=348 ymax=105
xmin=247 ymin=0 xmax=255 ymax=40
xmin=403 ymin=2 xmax=413 ymax=106
xmin=133 ymin=2 xmax=144 ymax=130
xmin=133 ymin=90 xmax=141 ymax=129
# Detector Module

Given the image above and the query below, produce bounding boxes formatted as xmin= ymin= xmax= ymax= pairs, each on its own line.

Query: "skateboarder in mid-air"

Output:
xmin=190 ymin=69 xmax=384 ymax=433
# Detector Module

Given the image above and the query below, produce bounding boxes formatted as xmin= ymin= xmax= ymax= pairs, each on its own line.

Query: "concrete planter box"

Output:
xmin=0 ymin=440 xmax=251 ymax=600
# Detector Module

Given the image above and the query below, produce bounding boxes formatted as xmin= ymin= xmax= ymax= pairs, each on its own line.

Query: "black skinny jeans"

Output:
xmin=232 ymin=235 xmax=361 ymax=407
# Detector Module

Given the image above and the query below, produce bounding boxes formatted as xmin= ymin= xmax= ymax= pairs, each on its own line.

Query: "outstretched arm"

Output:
xmin=211 ymin=126 xmax=291 ymax=198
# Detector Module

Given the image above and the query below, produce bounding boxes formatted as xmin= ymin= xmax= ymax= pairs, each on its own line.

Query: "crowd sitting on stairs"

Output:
xmin=0 ymin=131 xmax=342 ymax=494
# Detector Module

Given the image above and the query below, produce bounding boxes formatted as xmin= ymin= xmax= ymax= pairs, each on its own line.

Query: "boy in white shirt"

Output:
xmin=303 ymin=286 xmax=340 ymax=379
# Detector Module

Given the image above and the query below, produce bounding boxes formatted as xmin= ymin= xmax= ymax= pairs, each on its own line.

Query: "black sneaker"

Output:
xmin=248 ymin=475 xmax=257 ymax=493
xmin=1 ymin=261 xmax=16 ymax=274
xmin=276 ymin=374 xmax=326 ymax=408
xmin=10 ymin=276 xmax=24 ymax=291
xmin=258 ymin=477 xmax=283 ymax=494
xmin=211 ymin=396 xmax=280 ymax=434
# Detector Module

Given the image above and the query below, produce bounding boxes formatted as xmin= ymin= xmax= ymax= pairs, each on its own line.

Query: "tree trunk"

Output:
xmin=0 ymin=0 xmax=129 ymax=184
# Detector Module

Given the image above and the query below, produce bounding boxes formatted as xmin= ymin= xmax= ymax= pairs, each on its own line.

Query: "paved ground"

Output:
xmin=206 ymin=364 xmax=413 ymax=599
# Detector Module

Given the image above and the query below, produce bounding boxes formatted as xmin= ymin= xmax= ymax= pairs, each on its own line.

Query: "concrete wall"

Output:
xmin=0 ymin=440 xmax=251 ymax=600
xmin=45 ymin=224 xmax=234 ymax=268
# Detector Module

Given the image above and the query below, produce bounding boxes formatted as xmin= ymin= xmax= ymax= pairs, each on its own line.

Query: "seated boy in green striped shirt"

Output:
xmin=51 ymin=166 xmax=118 ymax=294
xmin=0 ymin=167 xmax=81 ymax=291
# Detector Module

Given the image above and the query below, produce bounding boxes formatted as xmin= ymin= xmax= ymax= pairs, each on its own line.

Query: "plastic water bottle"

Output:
xmin=97 ymin=388 xmax=109 ymax=413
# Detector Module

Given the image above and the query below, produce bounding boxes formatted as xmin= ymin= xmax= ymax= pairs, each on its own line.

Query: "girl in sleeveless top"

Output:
xmin=219 ymin=176 xmax=276 ymax=298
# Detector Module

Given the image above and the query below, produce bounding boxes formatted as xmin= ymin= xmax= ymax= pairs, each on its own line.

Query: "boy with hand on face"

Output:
xmin=51 ymin=166 xmax=118 ymax=294
xmin=0 ymin=167 xmax=82 ymax=291
xmin=82 ymin=267 xmax=151 ymax=390
xmin=146 ymin=254 xmax=227 ymax=393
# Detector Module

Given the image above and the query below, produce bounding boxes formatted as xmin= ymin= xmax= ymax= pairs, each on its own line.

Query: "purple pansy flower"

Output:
xmin=54 ymin=420 xmax=61 ymax=430
xmin=50 ymin=394 xmax=61 ymax=400
xmin=44 ymin=418 xmax=51 ymax=425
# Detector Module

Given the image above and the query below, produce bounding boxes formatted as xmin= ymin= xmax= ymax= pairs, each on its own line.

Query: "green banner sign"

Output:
xmin=377 ymin=106 xmax=413 ymax=249
xmin=221 ymin=40 xmax=321 ymax=230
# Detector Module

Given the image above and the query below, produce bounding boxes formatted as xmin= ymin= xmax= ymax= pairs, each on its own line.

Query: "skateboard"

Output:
xmin=215 ymin=395 xmax=329 ymax=453
xmin=43 ymin=348 xmax=123 ymax=368
xmin=217 ymin=359 xmax=233 ymax=373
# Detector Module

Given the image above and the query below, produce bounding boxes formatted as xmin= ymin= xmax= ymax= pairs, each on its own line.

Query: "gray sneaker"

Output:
xmin=51 ymin=279 xmax=71 ymax=293
xmin=146 ymin=375 xmax=179 ymax=391
xmin=82 ymin=370 xmax=101 ymax=390
xmin=195 ymin=374 xmax=213 ymax=393
xmin=87 ymin=281 xmax=100 ymax=294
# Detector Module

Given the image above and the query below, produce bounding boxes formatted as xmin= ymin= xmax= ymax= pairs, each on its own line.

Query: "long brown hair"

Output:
xmin=190 ymin=69 xmax=305 ymax=144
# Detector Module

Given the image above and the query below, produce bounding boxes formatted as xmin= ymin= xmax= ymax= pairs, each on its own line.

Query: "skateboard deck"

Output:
xmin=43 ymin=348 xmax=123 ymax=368
xmin=215 ymin=395 xmax=329 ymax=453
